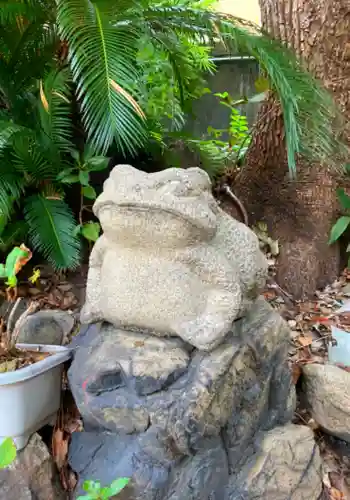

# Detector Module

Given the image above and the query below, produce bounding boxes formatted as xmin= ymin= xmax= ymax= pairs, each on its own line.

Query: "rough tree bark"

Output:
xmin=234 ymin=0 xmax=350 ymax=299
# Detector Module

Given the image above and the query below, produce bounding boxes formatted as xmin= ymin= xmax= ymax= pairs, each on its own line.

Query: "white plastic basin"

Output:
xmin=0 ymin=344 xmax=72 ymax=450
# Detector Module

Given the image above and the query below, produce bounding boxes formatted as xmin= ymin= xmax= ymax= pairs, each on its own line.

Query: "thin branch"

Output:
xmin=222 ymin=184 xmax=249 ymax=226
xmin=6 ymin=297 xmax=23 ymax=346
xmin=10 ymin=300 xmax=40 ymax=347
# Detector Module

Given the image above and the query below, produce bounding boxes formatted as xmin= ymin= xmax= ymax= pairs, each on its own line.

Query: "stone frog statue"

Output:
xmin=80 ymin=165 xmax=268 ymax=351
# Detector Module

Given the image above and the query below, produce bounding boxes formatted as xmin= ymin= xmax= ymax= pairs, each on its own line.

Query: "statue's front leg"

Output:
xmin=80 ymin=235 xmax=107 ymax=324
xmin=174 ymin=287 xmax=242 ymax=351
xmin=172 ymin=247 xmax=242 ymax=351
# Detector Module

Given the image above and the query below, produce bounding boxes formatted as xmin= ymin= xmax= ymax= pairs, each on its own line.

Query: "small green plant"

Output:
xmin=211 ymin=92 xmax=250 ymax=148
xmin=0 ymin=438 xmax=16 ymax=469
xmin=171 ymin=90 xmax=254 ymax=181
xmin=77 ymin=477 xmax=130 ymax=500
xmin=329 ymin=188 xmax=350 ymax=263
xmin=57 ymin=144 xmax=108 ymax=243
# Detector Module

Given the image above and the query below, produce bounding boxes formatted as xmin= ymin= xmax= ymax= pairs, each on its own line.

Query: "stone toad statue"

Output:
xmin=80 ymin=165 xmax=268 ymax=351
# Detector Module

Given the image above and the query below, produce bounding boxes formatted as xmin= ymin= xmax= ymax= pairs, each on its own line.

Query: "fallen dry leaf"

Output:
xmin=296 ymin=334 xmax=313 ymax=347
xmin=52 ymin=427 xmax=68 ymax=471
xmin=329 ymin=487 xmax=344 ymax=499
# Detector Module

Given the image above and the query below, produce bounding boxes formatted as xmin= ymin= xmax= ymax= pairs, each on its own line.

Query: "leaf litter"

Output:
xmin=0 ymin=344 xmax=49 ymax=373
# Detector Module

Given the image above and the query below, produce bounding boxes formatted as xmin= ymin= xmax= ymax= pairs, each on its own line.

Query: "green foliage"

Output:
xmin=329 ymin=215 xmax=350 ymax=245
xmin=0 ymin=244 xmax=32 ymax=288
xmin=161 ymin=89 xmax=252 ymax=181
xmin=133 ymin=0 xmax=343 ymax=177
xmin=0 ymin=0 xmax=346 ymax=270
xmin=57 ymin=0 xmax=345 ymax=174
xmin=0 ymin=438 xmax=16 ymax=469
xmin=329 ymin=187 xmax=350 ymax=267
xmin=80 ymin=222 xmax=101 ymax=242
xmin=57 ymin=144 xmax=108 ymax=243
xmin=77 ymin=477 xmax=130 ymax=500
xmin=57 ymin=0 xmax=146 ymax=156
xmin=0 ymin=68 xmax=82 ymax=269
xmin=24 ymin=195 xmax=81 ymax=270
xmin=329 ymin=189 xmax=350 ymax=265
xmin=0 ymin=63 xmax=111 ymax=268
xmin=136 ymin=30 xmax=215 ymax=134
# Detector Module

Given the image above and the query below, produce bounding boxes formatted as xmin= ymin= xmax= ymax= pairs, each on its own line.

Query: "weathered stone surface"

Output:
xmin=69 ymin=299 xmax=294 ymax=454
xmin=303 ymin=363 xmax=350 ymax=442
xmin=0 ymin=433 xmax=65 ymax=500
xmin=84 ymin=326 xmax=191 ymax=397
xmin=226 ymin=424 xmax=323 ymax=500
xmin=80 ymin=165 xmax=268 ymax=351
xmin=17 ymin=310 xmax=75 ymax=345
xmin=68 ymin=299 xmax=306 ymax=499
xmin=69 ymin=425 xmax=321 ymax=500
xmin=70 ymin=430 xmax=229 ymax=500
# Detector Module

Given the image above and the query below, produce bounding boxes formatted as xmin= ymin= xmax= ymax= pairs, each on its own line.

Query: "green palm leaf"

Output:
xmin=11 ymin=133 xmax=59 ymax=181
xmin=0 ymin=152 xmax=24 ymax=217
xmin=0 ymin=2 xmax=57 ymax=87
xmin=0 ymin=119 xmax=29 ymax=152
xmin=0 ymin=220 xmax=27 ymax=252
xmin=139 ymin=4 xmax=344 ymax=177
xmin=57 ymin=0 xmax=147 ymax=155
xmin=38 ymin=69 xmax=73 ymax=152
xmin=0 ymin=0 xmax=43 ymax=24
xmin=24 ymin=194 xmax=81 ymax=270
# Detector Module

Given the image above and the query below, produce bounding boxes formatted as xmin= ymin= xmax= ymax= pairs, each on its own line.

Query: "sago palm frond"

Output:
xmin=0 ymin=7 xmax=58 ymax=117
xmin=0 ymin=119 xmax=30 ymax=152
xmin=11 ymin=133 xmax=59 ymax=181
xmin=24 ymin=194 xmax=81 ymax=270
xmin=0 ymin=220 xmax=27 ymax=253
xmin=6 ymin=20 xmax=58 ymax=93
xmin=38 ymin=69 xmax=73 ymax=153
xmin=0 ymin=153 xmax=25 ymax=217
xmin=139 ymin=3 xmax=344 ymax=177
xmin=57 ymin=0 xmax=147 ymax=155
xmin=0 ymin=0 xmax=45 ymax=24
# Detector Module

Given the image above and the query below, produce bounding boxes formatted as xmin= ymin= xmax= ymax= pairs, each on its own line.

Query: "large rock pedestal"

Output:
xmin=68 ymin=299 xmax=322 ymax=499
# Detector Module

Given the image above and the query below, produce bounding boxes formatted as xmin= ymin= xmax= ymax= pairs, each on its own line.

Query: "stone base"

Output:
xmin=69 ymin=424 xmax=322 ymax=499
xmin=68 ymin=298 xmax=321 ymax=499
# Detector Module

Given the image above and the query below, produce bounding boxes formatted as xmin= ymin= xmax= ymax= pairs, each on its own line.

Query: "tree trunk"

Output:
xmin=234 ymin=0 xmax=350 ymax=299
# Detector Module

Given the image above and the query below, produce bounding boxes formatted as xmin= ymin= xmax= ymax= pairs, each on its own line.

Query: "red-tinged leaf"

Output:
xmin=335 ymin=363 xmax=350 ymax=373
xmin=52 ymin=428 xmax=68 ymax=470
xmin=312 ymin=316 xmax=331 ymax=323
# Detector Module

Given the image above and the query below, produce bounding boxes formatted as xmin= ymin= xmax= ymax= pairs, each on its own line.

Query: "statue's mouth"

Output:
xmin=96 ymin=201 xmax=217 ymax=235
